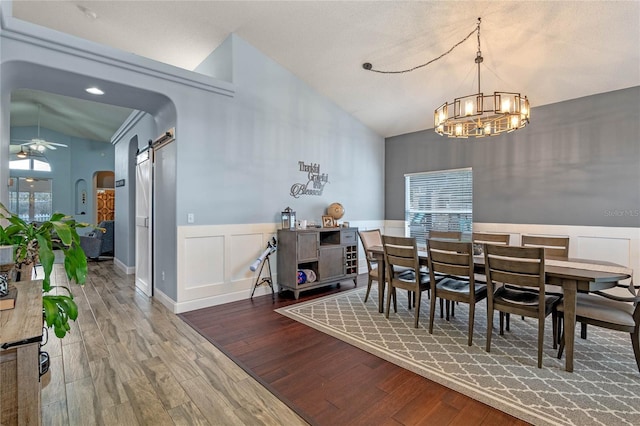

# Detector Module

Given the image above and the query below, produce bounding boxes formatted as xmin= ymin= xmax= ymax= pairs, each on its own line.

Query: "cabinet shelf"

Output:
xmin=277 ymin=227 xmax=358 ymax=299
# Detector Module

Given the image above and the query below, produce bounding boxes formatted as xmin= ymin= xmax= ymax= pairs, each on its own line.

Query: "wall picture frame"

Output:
xmin=322 ymin=215 xmax=335 ymax=228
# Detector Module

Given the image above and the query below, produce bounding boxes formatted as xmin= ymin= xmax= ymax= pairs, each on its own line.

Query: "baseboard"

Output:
xmin=174 ymin=286 xmax=275 ymax=314
xmin=113 ymin=257 xmax=135 ymax=275
xmin=153 ymin=288 xmax=177 ymax=313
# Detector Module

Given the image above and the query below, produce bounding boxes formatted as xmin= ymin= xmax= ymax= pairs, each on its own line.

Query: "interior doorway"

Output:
xmin=95 ymin=171 xmax=115 ymax=223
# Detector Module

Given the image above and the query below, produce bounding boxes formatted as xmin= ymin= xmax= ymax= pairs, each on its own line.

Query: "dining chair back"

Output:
xmin=358 ymin=229 xmax=383 ymax=303
xmin=427 ymin=239 xmax=486 ymax=346
xmin=557 ymin=284 xmax=640 ymax=372
xmin=429 ymin=230 xmax=462 ymax=240
xmin=521 ymin=235 xmax=569 ymax=258
xmin=472 ymin=232 xmax=511 ymax=246
xmin=484 ymin=244 xmax=561 ymax=368
xmin=521 ymin=235 xmax=569 ymax=298
xmin=382 ymin=235 xmax=430 ymax=328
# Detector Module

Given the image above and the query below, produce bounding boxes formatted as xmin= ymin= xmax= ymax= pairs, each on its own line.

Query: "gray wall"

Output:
xmin=386 ymin=87 xmax=640 ymax=228
xmin=113 ymin=113 xmax=157 ymax=269
xmin=113 ymin=33 xmax=385 ymax=300
xmin=182 ymin=34 xmax=385 ymax=226
xmin=154 ymin=141 xmax=177 ymax=297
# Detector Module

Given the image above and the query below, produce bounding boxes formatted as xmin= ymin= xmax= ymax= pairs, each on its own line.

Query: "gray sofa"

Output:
xmin=80 ymin=220 xmax=114 ymax=259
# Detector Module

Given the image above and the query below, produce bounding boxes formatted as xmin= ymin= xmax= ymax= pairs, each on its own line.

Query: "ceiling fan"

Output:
xmin=11 ymin=104 xmax=68 ymax=152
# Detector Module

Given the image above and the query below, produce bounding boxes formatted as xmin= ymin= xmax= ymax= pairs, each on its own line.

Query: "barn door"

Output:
xmin=135 ymin=149 xmax=153 ymax=297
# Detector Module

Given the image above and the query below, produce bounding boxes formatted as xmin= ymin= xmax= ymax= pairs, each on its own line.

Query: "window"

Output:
xmin=405 ymin=168 xmax=473 ymax=246
xmin=9 ymin=153 xmax=51 ymax=172
xmin=8 ymin=177 xmax=53 ymax=222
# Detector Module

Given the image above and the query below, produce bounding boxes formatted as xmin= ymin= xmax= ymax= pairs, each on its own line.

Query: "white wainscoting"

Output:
xmin=175 ymin=220 xmax=384 ymax=313
xmin=174 ymin=221 xmax=638 ymax=313
xmin=175 ymin=223 xmax=278 ymax=313
xmin=384 ymin=220 xmax=638 ymax=283
xmin=472 ymin=223 xmax=639 ymax=284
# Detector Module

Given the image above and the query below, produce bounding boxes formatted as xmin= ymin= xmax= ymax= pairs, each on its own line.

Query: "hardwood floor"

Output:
xmin=42 ymin=260 xmax=528 ymax=425
xmin=181 ymin=278 xmax=530 ymax=426
xmin=40 ymin=261 xmax=306 ymax=425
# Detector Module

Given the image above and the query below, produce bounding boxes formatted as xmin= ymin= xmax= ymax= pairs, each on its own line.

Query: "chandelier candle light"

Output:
xmin=434 ymin=18 xmax=529 ymax=137
xmin=363 ymin=17 xmax=530 ymax=138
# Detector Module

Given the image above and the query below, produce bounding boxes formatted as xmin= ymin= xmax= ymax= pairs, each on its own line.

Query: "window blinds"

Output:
xmin=405 ymin=168 xmax=473 ymax=246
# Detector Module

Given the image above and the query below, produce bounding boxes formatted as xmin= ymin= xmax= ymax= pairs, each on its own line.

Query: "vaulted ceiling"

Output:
xmin=9 ymin=0 xmax=640 ymax=140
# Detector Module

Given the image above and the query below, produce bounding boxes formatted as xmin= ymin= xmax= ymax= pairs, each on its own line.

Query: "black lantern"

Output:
xmin=281 ymin=207 xmax=296 ymax=230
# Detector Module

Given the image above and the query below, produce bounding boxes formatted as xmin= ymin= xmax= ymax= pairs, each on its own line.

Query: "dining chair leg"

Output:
xmin=429 ymin=290 xmax=437 ymax=335
xmin=393 ymin=287 xmax=398 ymax=312
xmin=445 ymin=300 xmax=451 ymax=321
xmin=414 ymin=291 xmax=422 ymax=328
xmin=581 ymin=323 xmax=587 ymax=339
xmin=468 ymin=303 xmax=475 ymax=346
xmin=557 ymin=313 xmax=563 ymax=346
xmin=557 ymin=329 xmax=566 ymax=359
xmin=552 ymin=310 xmax=559 ymax=350
xmin=407 ymin=291 xmax=412 ymax=310
xmin=631 ymin=329 xmax=640 ymax=372
xmin=486 ymin=301 xmax=494 ymax=353
xmin=364 ymin=277 xmax=373 ymax=303
xmin=440 ymin=298 xmax=444 ymax=319
xmin=537 ymin=319 xmax=545 ymax=368
xmin=385 ymin=285 xmax=394 ymax=319
xmin=499 ymin=312 xmax=505 ymax=336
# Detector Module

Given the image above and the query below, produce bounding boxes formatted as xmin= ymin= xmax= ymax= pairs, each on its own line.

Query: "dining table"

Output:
xmin=367 ymin=244 xmax=632 ymax=372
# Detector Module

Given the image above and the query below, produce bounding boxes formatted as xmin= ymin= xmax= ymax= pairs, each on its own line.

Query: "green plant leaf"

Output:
xmin=64 ymin=245 xmax=87 ymax=285
xmin=51 ymin=220 xmax=73 ymax=246
xmin=36 ymin=234 xmax=55 ymax=290
xmin=61 ymin=296 xmax=78 ymax=321
xmin=42 ymin=297 xmax=58 ymax=328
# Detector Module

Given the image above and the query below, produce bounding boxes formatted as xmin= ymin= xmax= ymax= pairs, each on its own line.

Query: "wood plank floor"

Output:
xmin=180 ymin=277 xmax=530 ymax=426
xmin=40 ymin=261 xmax=306 ymax=425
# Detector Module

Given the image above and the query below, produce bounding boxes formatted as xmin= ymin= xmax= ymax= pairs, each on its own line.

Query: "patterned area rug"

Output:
xmin=276 ymin=286 xmax=640 ymax=426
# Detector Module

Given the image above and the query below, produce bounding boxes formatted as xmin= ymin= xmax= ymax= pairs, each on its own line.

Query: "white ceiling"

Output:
xmin=10 ymin=0 xmax=640 ymax=139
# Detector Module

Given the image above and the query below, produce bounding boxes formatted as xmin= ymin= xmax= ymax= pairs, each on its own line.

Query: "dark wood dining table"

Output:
xmin=367 ymin=244 xmax=631 ymax=372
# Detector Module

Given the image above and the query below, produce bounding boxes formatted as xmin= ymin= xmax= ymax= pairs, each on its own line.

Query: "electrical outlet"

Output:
xmin=162 ymin=271 xmax=165 ymax=281
xmin=187 ymin=213 xmax=194 ymax=223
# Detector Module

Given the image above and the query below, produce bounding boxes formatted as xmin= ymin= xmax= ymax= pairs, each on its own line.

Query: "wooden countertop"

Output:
xmin=0 ymin=280 xmax=43 ymax=347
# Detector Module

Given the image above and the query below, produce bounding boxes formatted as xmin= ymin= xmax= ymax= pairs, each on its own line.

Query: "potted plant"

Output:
xmin=0 ymin=203 xmax=90 ymax=338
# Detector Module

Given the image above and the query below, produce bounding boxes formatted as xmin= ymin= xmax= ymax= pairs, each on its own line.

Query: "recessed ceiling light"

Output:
xmin=86 ymin=87 xmax=104 ymax=95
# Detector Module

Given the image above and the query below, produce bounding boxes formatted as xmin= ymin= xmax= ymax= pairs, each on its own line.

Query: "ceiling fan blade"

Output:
xmin=47 ymin=145 xmax=57 ymax=150
xmin=45 ymin=142 xmax=68 ymax=147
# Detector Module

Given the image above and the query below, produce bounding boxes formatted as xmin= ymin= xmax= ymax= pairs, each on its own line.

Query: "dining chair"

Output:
xmin=521 ymin=235 xmax=569 ymax=258
xmin=520 ymin=235 xmax=569 ymax=330
xmin=472 ymin=232 xmax=510 ymax=249
xmin=382 ymin=235 xmax=431 ymax=328
xmin=484 ymin=244 xmax=562 ymax=368
xmin=429 ymin=230 xmax=462 ymax=240
xmin=472 ymin=232 xmax=511 ymax=279
xmin=427 ymin=239 xmax=487 ymax=346
xmin=358 ymin=229 xmax=383 ymax=303
xmin=557 ymin=283 xmax=640 ymax=372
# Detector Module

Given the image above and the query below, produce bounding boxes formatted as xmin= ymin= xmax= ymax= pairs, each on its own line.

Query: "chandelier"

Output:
xmin=434 ymin=18 xmax=529 ymax=138
xmin=362 ymin=17 xmax=530 ymax=138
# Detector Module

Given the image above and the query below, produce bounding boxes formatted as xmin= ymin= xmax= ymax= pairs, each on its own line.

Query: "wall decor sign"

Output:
xmin=290 ymin=161 xmax=329 ymax=198
xmin=115 ymin=179 xmax=125 ymax=187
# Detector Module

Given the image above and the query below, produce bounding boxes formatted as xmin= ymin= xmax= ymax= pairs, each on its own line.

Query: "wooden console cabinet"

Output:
xmin=277 ymin=227 xmax=358 ymax=299
xmin=0 ymin=280 xmax=43 ymax=425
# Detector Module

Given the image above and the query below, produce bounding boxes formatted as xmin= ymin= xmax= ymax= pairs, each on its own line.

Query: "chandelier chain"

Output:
xmin=363 ymin=19 xmax=480 ymax=75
